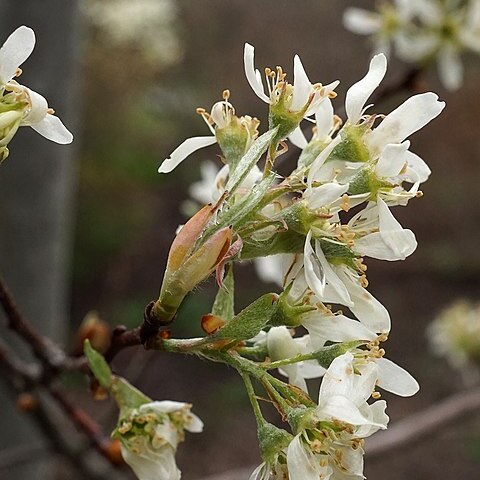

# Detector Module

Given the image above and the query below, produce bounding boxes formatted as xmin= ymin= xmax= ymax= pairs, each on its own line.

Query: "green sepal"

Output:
xmin=241 ymin=230 xmax=305 ymax=259
xmin=319 ymin=238 xmax=358 ymax=270
xmin=298 ymin=139 xmax=327 ymax=169
xmin=224 ymin=127 xmax=278 ymax=196
xmin=314 ymin=341 xmax=365 ymax=369
xmin=205 ymin=171 xmax=276 ymax=239
xmin=212 ymin=265 xmax=235 ymax=321
xmin=258 ymin=422 xmax=294 ymax=463
xmin=328 ymin=125 xmax=369 ymax=163
xmin=111 ymin=377 xmax=151 ymax=415
xmin=287 ymin=406 xmax=316 ymax=434
xmin=208 ymin=293 xmax=279 ymax=343
xmin=83 ymin=339 xmax=113 ymax=390
xmin=270 ymin=283 xmax=316 ymax=327
xmin=348 ymin=165 xmax=392 ymax=197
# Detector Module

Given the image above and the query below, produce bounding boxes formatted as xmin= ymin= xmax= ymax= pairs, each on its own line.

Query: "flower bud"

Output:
xmin=152 ymin=224 xmax=232 ymax=324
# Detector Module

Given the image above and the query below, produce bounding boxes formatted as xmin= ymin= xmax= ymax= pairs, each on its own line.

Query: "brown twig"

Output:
xmin=0 ymin=275 xmax=66 ymax=370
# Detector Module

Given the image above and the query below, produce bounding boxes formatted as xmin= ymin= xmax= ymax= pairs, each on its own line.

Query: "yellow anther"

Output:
xmin=222 ymin=89 xmax=230 ymax=101
xmin=15 ymin=67 xmax=22 ymax=77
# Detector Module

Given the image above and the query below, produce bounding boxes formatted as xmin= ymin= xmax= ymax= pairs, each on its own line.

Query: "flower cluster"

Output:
xmin=343 ymin=0 xmax=480 ymax=90
xmin=82 ymin=0 xmax=182 ymax=66
xmin=114 ymin=401 xmax=203 ymax=480
xmin=428 ymin=299 xmax=480 ymax=369
xmin=0 ymin=26 xmax=72 ymax=161
xmin=154 ymin=44 xmax=443 ymax=479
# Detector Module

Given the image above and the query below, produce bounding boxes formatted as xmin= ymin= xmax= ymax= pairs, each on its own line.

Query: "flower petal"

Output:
xmin=302 ymin=313 xmax=377 ymax=345
xmin=377 ymin=197 xmax=417 ymax=260
xmin=0 ymin=26 xmax=35 ymax=85
xmin=288 ymin=126 xmax=308 ymax=149
xmin=244 ymin=43 xmax=270 ymax=103
xmin=304 ymin=230 xmax=326 ymax=297
xmin=158 ymin=136 xmax=216 ymax=173
xmin=335 ymin=266 xmax=391 ymax=333
xmin=366 ymin=92 xmax=445 ymax=153
xmin=304 ymin=182 xmax=349 ymax=209
xmin=287 ymin=435 xmax=330 ymax=480
xmin=291 ymin=54 xmax=312 ymax=112
xmin=375 ymin=142 xmax=410 ymax=178
xmin=31 ymin=114 xmax=73 ymax=144
xmin=376 ymin=357 xmax=419 ymax=396
xmin=314 ymin=98 xmax=334 ymax=140
xmin=437 ymin=46 xmax=463 ymax=92
xmin=345 ymin=54 xmax=387 ymax=124
xmin=343 ymin=8 xmax=382 ymax=35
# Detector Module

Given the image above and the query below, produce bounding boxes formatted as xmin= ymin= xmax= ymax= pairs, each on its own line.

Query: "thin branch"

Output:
xmin=0 ymin=275 xmax=66 ymax=370
xmin=366 ymin=387 xmax=480 ymax=457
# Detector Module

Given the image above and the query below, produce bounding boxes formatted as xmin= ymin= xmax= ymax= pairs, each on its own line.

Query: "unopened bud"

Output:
xmin=16 ymin=392 xmax=37 ymax=412
xmin=73 ymin=311 xmax=111 ymax=355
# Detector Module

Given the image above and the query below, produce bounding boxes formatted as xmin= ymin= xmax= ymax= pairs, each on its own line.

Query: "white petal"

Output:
xmin=288 ymin=126 xmax=308 ymax=149
xmin=314 ymin=98 xmax=334 ymax=140
xmin=304 ymin=231 xmax=326 ymax=297
xmin=335 ymin=266 xmax=391 ymax=333
xmin=158 ymin=136 xmax=216 ymax=173
xmin=319 ymin=395 xmax=378 ymax=426
xmin=121 ymin=444 xmax=181 ymax=480
xmin=304 ymin=182 xmax=349 ymax=209
xmin=376 ymin=357 xmax=419 ymax=396
xmin=366 ymin=93 xmax=445 ymax=153
xmin=403 ymin=150 xmax=431 ymax=183
xmin=319 ymin=352 xmax=355 ymax=400
xmin=395 ymin=31 xmax=437 ymax=62
xmin=287 ymin=435 xmax=329 ymax=480
xmin=375 ymin=142 xmax=409 ymax=178
xmin=21 ymin=88 xmax=48 ymax=125
xmin=345 ymin=54 xmax=387 ymax=124
xmin=31 ymin=114 xmax=73 ymax=144
xmin=314 ymin=241 xmax=353 ymax=307
xmin=437 ymin=46 xmax=463 ymax=92
xmin=307 ymin=135 xmax=342 ymax=186
xmin=254 ymin=255 xmax=284 ymax=286
xmin=140 ymin=400 xmax=188 ymax=414
xmin=343 ymin=8 xmax=382 ymax=35
xmin=0 ymin=26 xmax=35 ymax=85
xmin=244 ymin=43 xmax=270 ymax=103
xmin=302 ymin=313 xmax=377 ymax=344
xmin=291 ymin=54 xmax=312 ymax=112
xmin=354 ymin=231 xmax=416 ymax=261
xmin=249 ymin=462 xmax=269 ymax=480
xmin=378 ymin=197 xmax=417 ymax=260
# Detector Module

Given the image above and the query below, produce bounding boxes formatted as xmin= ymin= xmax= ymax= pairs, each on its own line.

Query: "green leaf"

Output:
xmin=211 ymin=293 xmax=279 ymax=342
xmin=212 ymin=265 xmax=235 ymax=321
xmin=111 ymin=377 xmax=152 ymax=413
xmin=224 ymin=127 xmax=278 ymax=195
xmin=83 ymin=339 xmax=113 ymax=390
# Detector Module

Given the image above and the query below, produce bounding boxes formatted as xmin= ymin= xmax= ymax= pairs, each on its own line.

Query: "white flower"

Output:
xmin=244 ymin=43 xmax=338 ymax=117
xmin=0 ymin=26 xmax=73 ymax=144
xmin=350 ymin=197 xmax=417 ymax=261
xmin=266 ymin=327 xmax=325 ymax=392
xmin=159 ymin=97 xmax=259 ymax=173
xmin=344 ymin=0 xmax=480 ymax=90
xmin=116 ymin=401 xmax=202 ymax=480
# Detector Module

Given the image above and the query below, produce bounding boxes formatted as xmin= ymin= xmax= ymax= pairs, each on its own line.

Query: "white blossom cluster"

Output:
xmin=114 ymin=401 xmax=203 ymax=480
xmin=428 ymin=299 xmax=480 ymax=369
xmin=343 ymin=0 xmax=480 ymax=90
xmin=155 ymin=44 xmax=444 ymax=480
xmin=0 ymin=27 xmax=72 ymax=160
xmin=82 ymin=0 xmax=182 ymax=66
